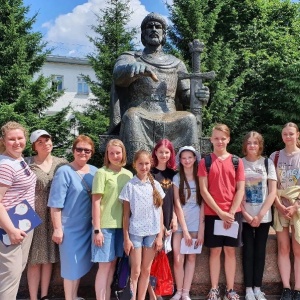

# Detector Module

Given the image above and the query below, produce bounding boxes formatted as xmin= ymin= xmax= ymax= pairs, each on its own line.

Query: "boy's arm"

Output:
xmin=199 ymin=176 xmax=234 ymax=223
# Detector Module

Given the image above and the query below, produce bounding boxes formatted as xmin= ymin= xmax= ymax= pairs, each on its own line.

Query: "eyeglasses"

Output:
xmin=75 ymin=147 xmax=92 ymax=154
xmin=20 ymin=161 xmax=31 ymax=176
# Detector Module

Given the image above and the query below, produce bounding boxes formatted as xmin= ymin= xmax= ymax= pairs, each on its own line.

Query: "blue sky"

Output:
xmin=23 ymin=0 xmax=170 ymax=57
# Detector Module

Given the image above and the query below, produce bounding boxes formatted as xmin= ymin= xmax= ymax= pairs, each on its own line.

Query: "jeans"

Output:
xmin=242 ymin=222 xmax=271 ymax=287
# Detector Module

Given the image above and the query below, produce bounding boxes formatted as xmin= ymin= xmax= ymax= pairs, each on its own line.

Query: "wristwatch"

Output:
xmin=94 ymin=229 xmax=100 ymax=234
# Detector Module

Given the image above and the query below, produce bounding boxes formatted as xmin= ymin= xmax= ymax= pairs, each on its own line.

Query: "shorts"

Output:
xmin=91 ymin=228 xmax=124 ymax=262
xmin=204 ymin=212 xmax=243 ymax=248
xmin=129 ymin=233 xmax=157 ymax=248
xmin=278 ymin=215 xmax=294 ymax=227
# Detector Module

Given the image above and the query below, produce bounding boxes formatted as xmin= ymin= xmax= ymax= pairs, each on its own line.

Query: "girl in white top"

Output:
xmin=171 ymin=146 xmax=204 ymax=300
xmin=241 ymin=131 xmax=277 ymax=300
xmin=119 ymin=150 xmax=165 ymax=300
xmin=270 ymin=122 xmax=300 ymax=300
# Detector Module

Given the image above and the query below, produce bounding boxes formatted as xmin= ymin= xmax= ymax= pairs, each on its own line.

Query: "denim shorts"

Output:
xmin=129 ymin=233 xmax=157 ymax=248
xmin=91 ymin=228 xmax=124 ymax=262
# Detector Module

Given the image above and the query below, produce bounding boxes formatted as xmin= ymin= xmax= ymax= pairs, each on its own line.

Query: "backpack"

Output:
xmin=204 ymin=154 xmax=239 ymax=173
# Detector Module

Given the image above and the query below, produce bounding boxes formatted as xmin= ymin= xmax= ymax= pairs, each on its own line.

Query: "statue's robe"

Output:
xmin=109 ymin=51 xmax=199 ymax=163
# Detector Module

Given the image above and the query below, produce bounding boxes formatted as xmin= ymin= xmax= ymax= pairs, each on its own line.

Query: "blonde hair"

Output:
xmin=104 ymin=139 xmax=127 ymax=167
xmin=0 ymin=122 xmax=28 ymax=153
xmin=242 ymin=131 xmax=264 ymax=157
xmin=133 ymin=150 xmax=163 ymax=208
xmin=282 ymin=122 xmax=300 ymax=147
xmin=212 ymin=123 xmax=230 ymax=137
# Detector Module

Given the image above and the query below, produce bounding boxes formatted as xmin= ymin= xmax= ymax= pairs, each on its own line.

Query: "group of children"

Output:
xmin=91 ymin=122 xmax=300 ymax=300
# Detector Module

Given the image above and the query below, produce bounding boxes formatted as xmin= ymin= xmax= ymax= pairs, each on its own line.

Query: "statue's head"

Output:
xmin=141 ymin=12 xmax=167 ymax=47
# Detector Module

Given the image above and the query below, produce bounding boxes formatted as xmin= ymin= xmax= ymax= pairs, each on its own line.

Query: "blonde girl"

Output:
xmin=270 ymin=122 xmax=300 ymax=300
xmin=119 ymin=150 xmax=165 ymax=300
xmin=171 ymin=146 xmax=204 ymax=300
xmin=91 ymin=139 xmax=133 ymax=300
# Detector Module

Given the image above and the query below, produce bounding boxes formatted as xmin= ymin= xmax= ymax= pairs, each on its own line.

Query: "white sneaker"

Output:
xmin=255 ymin=291 xmax=267 ymax=300
xmin=245 ymin=293 xmax=256 ymax=300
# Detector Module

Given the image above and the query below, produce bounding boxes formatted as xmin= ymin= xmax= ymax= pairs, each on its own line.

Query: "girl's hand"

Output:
xmin=286 ymin=205 xmax=297 ymax=219
xmin=250 ymin=216 xmax=261 ymax=227
xmin=93 ymin=230 xmax=104 ymax=247
xmin=195 ymin=232 xmax=204 ymax=247
xmin=124 ymin=239 xmax=134 ymax=256
xmin=165 ymin=228 xmax=172 ymax=237
xmin=170 ymin=218 xmax=178 ymax=232
xmin=154 ymin=235 xmax=163 ymax=251
xmin=277 ymin=202 xmax=288 ymax=218
xmin=52 ymin=228 xmax=63 ymax=244
xmin=183 ymin=231 xmax=192 ymax=246
xmin=8 ymin=228 xmax=27 ymax=245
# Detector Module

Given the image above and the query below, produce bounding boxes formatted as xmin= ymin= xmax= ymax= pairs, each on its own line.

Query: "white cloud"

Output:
xmin=44 ymin=0 xmax=151 ymax=57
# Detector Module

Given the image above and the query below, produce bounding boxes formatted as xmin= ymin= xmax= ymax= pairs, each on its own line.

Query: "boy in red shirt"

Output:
xmin=198 ymin=124 xmax=245 ymax=300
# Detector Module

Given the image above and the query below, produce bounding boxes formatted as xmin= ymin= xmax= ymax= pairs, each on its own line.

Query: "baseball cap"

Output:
xmin=175 ymin=145 xmax=201 ymax=166
xmin=30 ymin=129 xmax=51 ymax=143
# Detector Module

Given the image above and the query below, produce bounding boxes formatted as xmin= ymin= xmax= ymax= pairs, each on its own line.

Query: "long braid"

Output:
xmin=148 ymin=173 xmax=163 ymax=208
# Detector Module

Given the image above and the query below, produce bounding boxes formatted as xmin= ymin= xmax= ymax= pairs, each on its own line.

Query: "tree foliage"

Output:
xmin=0 ymin=0 xmax=72 ymax=157
xmin=167 ymin=0 xmax=300 ymax=155
xmin=76 ymin=0 xmax=137 ymax=166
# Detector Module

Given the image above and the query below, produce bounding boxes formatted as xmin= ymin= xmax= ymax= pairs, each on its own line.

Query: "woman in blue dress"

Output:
xmin=48 ymin=135 xmax=97 ymax=300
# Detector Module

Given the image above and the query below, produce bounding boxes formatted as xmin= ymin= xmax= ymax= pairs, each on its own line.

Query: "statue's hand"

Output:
xmin=130 ymin=62 xmax=158 ymax=82
xmin=195 ymin=85 xmax=210 ymax=105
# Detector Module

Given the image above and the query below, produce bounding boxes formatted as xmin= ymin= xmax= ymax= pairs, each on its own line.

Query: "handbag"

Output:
xmin=150 ymin=250 xmax=174 ymax=296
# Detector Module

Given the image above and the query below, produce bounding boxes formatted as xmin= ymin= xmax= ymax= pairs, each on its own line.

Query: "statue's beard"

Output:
xmin=144 ymin=35 xmax=162 ymax=46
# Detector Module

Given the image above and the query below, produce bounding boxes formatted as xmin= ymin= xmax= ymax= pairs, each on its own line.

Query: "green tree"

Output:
xmin=0 ymin=0 xmax=72 ymax=156
xmin=75 ymin=0 xmax=137 ymax=166
xmin=167 ymin=0 xmax=300 ymax=155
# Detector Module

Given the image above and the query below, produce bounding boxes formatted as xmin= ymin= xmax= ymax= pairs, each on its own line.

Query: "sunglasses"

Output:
xmin=20 ymin=161 xmax=31 ymax=176
xmin=75 ymin=147 xmax=92 ymax=154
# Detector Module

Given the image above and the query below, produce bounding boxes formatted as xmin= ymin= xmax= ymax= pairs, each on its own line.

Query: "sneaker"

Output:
xmin=224 ymin=289 xmax=240 ymax=300
xmin=245 ymin=293 xmax=256 ymax=300
xmin=281 ymin=288 xmax=293 ymax=300
xmin=293 ymin=290 xmax=300 ymax=300
xmin=207 ymin=288 xmax=221 ymax=300
xmin=255 ymin=291 xmax=267 ymax=300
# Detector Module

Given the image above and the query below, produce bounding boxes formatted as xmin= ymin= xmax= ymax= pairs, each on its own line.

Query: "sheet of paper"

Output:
xmin=213 ymin=220 xmax=239 ymax=238
xmin=164 ymin=231 xmax=172 ymax=253
xmin=180 ymin=238 xmax=202 ymax=254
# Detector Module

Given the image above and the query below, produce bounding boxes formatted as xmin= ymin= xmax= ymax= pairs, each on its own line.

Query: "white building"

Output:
xmin=36 ymin=55 xmax=98 ymax=119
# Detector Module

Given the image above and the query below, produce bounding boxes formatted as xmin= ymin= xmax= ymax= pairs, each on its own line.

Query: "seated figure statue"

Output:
xmin=108 ymin=12 xmax=209 ymax=163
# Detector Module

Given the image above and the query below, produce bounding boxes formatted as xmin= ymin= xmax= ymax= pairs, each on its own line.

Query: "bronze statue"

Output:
xmin=108 ymin=12 xmax=210 ymax=162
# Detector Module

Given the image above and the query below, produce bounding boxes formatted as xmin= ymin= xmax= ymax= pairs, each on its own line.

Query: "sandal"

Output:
xmin=40 ymin=296 xmax=50 ymax=300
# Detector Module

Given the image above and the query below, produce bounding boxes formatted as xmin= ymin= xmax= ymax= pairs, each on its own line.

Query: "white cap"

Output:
xmin=30 ymin=130 xmax=51 ymax=143
xmin=175 ymin=145 xmax=201 ymax=166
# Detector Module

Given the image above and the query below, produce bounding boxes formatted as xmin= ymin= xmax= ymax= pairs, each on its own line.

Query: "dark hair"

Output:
xmin=152 ymin=139 xmax=176 ymax=170
xmin=242 ymin=131 xmax=264 ymax=157
xmin=178 ymin=150 xmax=201 ymax=206
xmin=133 ymin=150 xmax=163 ymax=208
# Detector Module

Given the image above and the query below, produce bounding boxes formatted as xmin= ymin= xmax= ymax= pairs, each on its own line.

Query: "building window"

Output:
xmin=52 ymin=75 xmax=63 ymax=91
xmin=77 ymin=77 xmax=89 ymax=95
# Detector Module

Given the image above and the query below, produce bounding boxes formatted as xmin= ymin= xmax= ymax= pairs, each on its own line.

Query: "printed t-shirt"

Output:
xmin=173 ymin=173 xmax=200 ymax=232
xmin=242 ymin=157 xmax=277 ymax=223
xmin=197 ymin=153 xmax=245 ymax=216
xmin=92 ymin=166 xmax=133 ymax=228
xmin=119 ymin=175 xmax=165 ymax=236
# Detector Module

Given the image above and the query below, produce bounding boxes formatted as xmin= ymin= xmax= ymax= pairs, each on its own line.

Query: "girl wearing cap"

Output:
xmin=0 ymin=121 xmax=36 ymax=299
xmin=26 ymin=129 xmax=68 ymax=300
xmin=171 ymin=146 xmax=204 ymax=300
